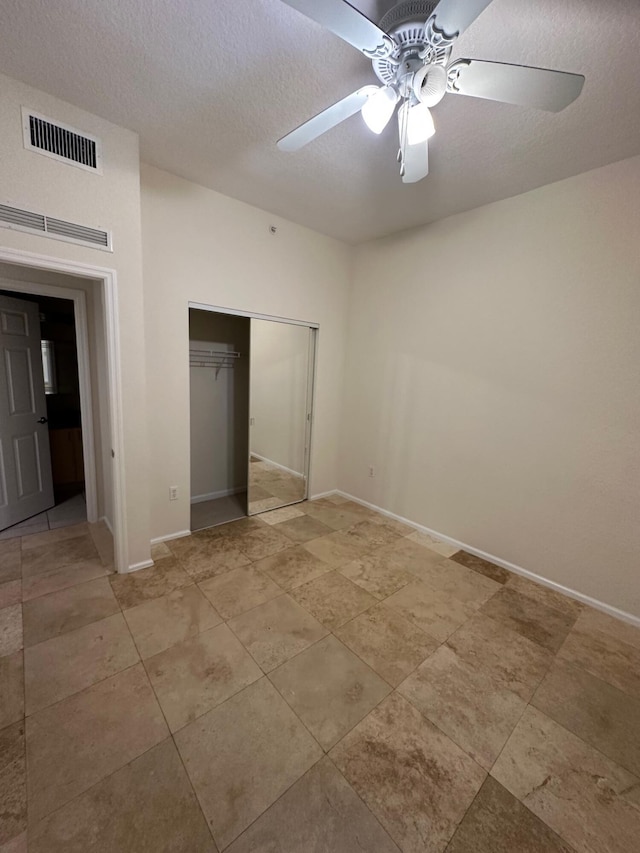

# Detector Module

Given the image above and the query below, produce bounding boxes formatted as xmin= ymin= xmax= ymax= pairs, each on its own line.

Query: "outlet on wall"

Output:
xmin=369 ymin=466 xmax=375 ymax=477
xmin=169 ymin=486 xmax=178 ymax=501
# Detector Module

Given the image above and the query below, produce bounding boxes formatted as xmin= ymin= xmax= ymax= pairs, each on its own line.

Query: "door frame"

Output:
xmin=0 ymin=277 xmax=98 ymax=523
xmin=188 ymin=302 xmax=319 ymax=514
xmin=0 ymin=246 xmax=126 ymax=571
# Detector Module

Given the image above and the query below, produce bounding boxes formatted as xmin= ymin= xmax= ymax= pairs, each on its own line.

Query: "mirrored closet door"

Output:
xmin=248 ymin=318 xmax=315 ymax=515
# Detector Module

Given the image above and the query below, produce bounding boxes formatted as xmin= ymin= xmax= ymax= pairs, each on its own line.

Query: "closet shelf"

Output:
xmin=189 ymin=349 xmax=241 ymax=379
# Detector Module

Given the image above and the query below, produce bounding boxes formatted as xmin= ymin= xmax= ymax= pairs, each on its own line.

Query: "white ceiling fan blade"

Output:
xmin=426 ymin=0 xmax=494 ymax=45
xmin=402 ymin=141 xmax=429 ymax=183
xmin=278 ymin=86 xmax=378 ymax=152
xmin=447 ymin=59 xmax=585 ymax=112
xmin=279 ymin=0 xmax=393 ymax=58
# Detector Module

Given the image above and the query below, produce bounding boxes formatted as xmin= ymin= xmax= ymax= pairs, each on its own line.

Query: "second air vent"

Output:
xmin=22 ymin=108 xmax=102 ymax=174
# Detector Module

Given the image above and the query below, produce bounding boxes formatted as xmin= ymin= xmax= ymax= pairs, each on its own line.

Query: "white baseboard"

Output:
xmin=191 ymin=487 xmax=245 ymax=504
xmin=333 ymin=490 xmax=640 ymax=630
xmin=251 ymin=453 xmax=304 ymax=480
xmin=125 ymin=558 xmax=154 ymax=574
xmin=309 ymin=489 xmax=341 ymax=500
xmin=150 ymin=529 xmax=191 ymax=546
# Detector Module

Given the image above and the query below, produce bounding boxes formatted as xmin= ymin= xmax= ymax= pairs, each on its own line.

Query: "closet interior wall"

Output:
xmin=189 ymin=309 xmax=250 ymax=520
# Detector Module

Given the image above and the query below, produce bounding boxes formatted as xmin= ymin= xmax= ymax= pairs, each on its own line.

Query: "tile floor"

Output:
xmin=0 ymin=494 xmax=87 ymax=541
xmin=1 ymin=495 xmax=639 ymax=852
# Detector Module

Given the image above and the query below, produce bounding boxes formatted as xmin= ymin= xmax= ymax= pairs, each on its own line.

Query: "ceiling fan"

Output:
xmin=276 ymin=0 xmax=585 ymax=183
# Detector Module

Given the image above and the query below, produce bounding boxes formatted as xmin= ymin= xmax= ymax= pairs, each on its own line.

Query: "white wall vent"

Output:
xmin=22 ymin=108 xmax=103 ymax=174
xmin=0 ymin=203 xmax=112 ymax=251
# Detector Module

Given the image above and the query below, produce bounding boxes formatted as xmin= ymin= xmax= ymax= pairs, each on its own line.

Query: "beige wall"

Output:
xmin=341 ymin=156 xmax=640 ymax=618
xmin=189 ymin=309 xmax=250 ymax=500
xmin=250 ymin=319 xmax=310 ymax=475
xmin=141 ymin=164 xmax=351 ymax=541
xmin=0 ymin=73 xmax=149 ymax=570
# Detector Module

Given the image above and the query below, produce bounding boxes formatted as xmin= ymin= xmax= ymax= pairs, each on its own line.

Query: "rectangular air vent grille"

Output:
xmin=0 ymin=203 xmax=112 ymax=251
xmin=22 ymin=108 xmax=102 ymax=173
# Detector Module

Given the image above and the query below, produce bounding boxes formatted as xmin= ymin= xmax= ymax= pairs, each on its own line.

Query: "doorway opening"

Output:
xmin=0 ymin=262 xmax=112 ymax=557
xmin=0 ymin=288 xmax=88 ymax=537
xmin=188 ymin=304 xmax=317 ymax=533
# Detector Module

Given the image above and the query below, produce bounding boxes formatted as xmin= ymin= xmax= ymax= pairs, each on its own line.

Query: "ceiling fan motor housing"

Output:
xmin=373 ymin=0 xmax=452 ymax=88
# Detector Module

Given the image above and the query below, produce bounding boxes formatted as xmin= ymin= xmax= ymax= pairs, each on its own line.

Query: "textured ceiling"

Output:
xmin=0 ymin=0 xmax=639 ymax=242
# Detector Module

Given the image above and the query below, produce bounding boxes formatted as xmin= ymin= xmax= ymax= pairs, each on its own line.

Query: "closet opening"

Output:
xmin=188 ymin=304 xmax=317 ymax=533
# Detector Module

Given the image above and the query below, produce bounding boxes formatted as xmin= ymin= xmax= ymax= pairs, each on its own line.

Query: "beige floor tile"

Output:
xmin=0 ymin=605 xmax=22 ymax=657
xmin=505 ymin=573 xmax=584 ymax=618
xmin=271 ymin=635 xmax=391 ymax=750
xmin=330 ymin=500 xmax=376 ymax=520
xmin=492 ymin=706 xmax=640 ymax=853
xmin=376 ymin=537 xmax=448 ymax=578
xmin=0 ymin=581 xmax=21 ymax=609
xmin=415 ymin=558 xmax=501 ymax=606
xmin=571 ymin=606 xmax=640 ymax=650
xmin=446 ymin=614 xmax=553 ymax=701
xmin=399 ymin=645 xmax=526 ymax=770
xmin=532 ymin=658 xmax=640 ymax=776
xmin=274 ymin=514 xmax=332 ymax=543
xmin=226 ymin=756 xmax=399 ymax=853
xmin=335 ymin=604 xmax=438 ymax=687
xmin=406 ymin=530 xmax=458 ymax=558
xmin=20 ymin=523 xmax=89 ymax=552
xmin=0 ymin=832 xmax=26 ymax=852
xmin=449 ymin=550 xmax=512 ymax=584
xmin=124 ymin=584 xmax=222 ymax=659
xmin=301 ymin=504 xmax=364 ymax=531
xmin=28 ymin=738 xmax=215 ymax=853
xmin=480 ymin=587 xmax=576 ymax=653
xmin=0 ymin=542 xmax=20 ymax=584
xmin=228 ymin=594 xmax=329 ymax=672
xmin=236 ymin=525 xmax=292 ymax=561
xmin=258 ymin=505 xmax=305 ymax=525
xmin=109 ymin=556 xmax=191 ymax=609
xmin=20 ymin=535 xmax=99 ymax=579
xmin=22 ymin=577 xmax=119 ymax=647
xmin=205 ymin=516 xmax=265 ymax=541
xmin=21 ymin=560 xmax=110 ymax=602
xmin=343 ymin=520 xmax=403 ymax=551
xmin=198 ymin=565 xmax=283 ymax=620
xmin=446 ymin=775 xmax=574 ymax=853
xmin=0 ymin=653 xmax=24 ymax=728
xmin=150 ymin=541 xmax=171 ymax=559
xmin=25 ymin=613 xmax=139 ymax=714
xmin=558 ymin=614 xmax=640 ymax=699
xmin=338 ymin=552 xmax=419 ymax=601
xmin=302 ymin=531 xmax=367 ymax=567
xmin=144 ymin=622 xmax=262 ymax=732
xmin=26 ymin=663 xmax=168 ymax=823
xmin=169 ymin=535 xmax=250 ymax=582
xmin=330 ymin=692 xmax=486 ymax=853
xmin=254 ymin=545 xmax=332 ymax=590
xmin=291 ymin=571 xmax=377 ymax=630
xmin=385 ymin=580 xmax=476 ymax=642
xmin=0 ymin=721 xmax=26 ymax=846
xmin=175 ymin=677 xmax=322 ymax=849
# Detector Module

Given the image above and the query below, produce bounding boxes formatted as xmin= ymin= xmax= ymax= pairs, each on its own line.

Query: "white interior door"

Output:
xmin=0 ymin=294 xmax=55 ymax=530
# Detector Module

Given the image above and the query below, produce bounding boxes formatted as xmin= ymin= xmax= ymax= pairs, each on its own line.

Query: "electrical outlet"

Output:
xmin=169 ymin=486 xmax=178 ymax=501
xmin=369 ymin=466 xmax=375 ymax=478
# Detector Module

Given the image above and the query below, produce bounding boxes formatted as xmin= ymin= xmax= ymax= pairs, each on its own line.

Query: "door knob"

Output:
xmin=37 ymin=417 xmax=48 ymax=424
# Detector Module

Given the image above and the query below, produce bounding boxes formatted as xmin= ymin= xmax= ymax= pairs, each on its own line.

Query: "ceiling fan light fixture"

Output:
xmin=406 ymin=101 xmax=435 ymax=144
xmin=361 ymin=85 xmax=398 ymax=134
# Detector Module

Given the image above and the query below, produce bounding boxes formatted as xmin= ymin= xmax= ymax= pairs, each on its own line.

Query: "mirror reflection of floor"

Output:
xmin=248 ymin=457 xmax=306 ymax=514
xmin=191 ymin=492 xmax=247 ymax=532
